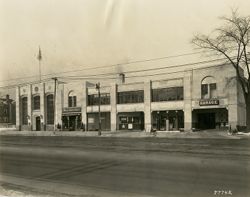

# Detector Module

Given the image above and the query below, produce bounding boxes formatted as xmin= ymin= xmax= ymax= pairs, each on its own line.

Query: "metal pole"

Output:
xmin=39 ymin=60 xmax=41 ymax=82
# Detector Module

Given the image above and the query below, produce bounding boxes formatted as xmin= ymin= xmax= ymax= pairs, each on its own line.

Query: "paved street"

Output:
xmin=0 ymin=135 xmax=250 ymax=197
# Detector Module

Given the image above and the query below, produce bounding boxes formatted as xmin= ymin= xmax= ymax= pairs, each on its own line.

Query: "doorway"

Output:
xmin=197 ymin=113 xmax=215 ymax=129
xmin=36 ymin=116 xmax=41 ymax=131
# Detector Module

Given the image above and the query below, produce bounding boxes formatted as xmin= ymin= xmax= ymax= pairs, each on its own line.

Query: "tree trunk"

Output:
xmin=246 ymin=94 xmax=250 ymax=131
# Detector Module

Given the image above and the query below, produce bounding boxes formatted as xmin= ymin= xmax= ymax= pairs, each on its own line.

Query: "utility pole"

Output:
xmin=96 ymin=82 xmax=101 ymax=136
xmin=52 ymin=77 xmax=57 ymax=131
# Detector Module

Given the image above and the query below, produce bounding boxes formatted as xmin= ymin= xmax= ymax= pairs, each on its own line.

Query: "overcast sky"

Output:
xmin=1 ymin=0 xmax=250 ymax=95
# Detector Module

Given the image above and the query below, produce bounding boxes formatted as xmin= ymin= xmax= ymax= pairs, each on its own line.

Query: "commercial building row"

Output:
xmin=15 ymin=64 xmax=246 ymax=132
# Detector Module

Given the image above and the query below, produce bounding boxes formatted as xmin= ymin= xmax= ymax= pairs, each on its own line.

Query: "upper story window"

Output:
xmin=33 ymin=95 xmax=40 ymax=110
xmin=152 ymin=87 xmax=183 ymax=102
xmin=68 ymin=91 xmax=77 ymax=107
xmin=88 ymin=93 xmax=110 ymax=106
xmin=22 ymin=97 xmax=28 ymax=125
xmin=201 ymin=76 xmax=217 ymax=99
xmin=117 ymin=90 xmax=144 ymax=104
xmin=46 ymin=94 xmax=54 ymax=124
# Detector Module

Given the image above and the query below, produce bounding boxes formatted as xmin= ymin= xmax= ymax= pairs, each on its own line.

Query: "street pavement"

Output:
xmin=0 ymin=135 xmax=250 ymax=197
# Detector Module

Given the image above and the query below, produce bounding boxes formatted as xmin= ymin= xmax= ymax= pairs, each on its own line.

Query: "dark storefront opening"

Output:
xmin=193 ymin=108 xmax=228 ymax=130
xmin=87 ymin=112 xmax=111 ymax=131
xmin=198 ymin=113 xmax=215 ymax=129
xmin=152 ymin=110 xmax=184 ymax=131
xmin=117 ymin=112 xmax=144 ymax=131
xmin=62 ymin=114 xmax=81 ymax=131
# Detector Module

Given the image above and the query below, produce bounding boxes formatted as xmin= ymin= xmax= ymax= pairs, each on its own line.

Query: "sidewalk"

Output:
xmin=0 ymin=129 xmax=248 ymax=139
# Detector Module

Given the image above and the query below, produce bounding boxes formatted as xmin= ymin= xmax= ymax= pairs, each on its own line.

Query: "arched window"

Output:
xmin=33 ymin=95 xmax=40 ymax=110
xmin=46 ymin=94 xmax=54 ymax=124
xmin=201 ymin=76 xmax=217 ymax=99
xmin=22 ymin=97 xmax=28 ymax=125
xmin=68 ymin=91 xmax=77 ymax=107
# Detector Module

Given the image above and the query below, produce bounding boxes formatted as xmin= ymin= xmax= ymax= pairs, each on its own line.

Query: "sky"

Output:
xmin=0 ymin=0 xmax=250 ymax=97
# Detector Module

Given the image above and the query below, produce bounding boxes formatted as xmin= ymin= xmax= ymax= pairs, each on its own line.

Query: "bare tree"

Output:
xmin=192 ymin=10 xmax=250 ymax=130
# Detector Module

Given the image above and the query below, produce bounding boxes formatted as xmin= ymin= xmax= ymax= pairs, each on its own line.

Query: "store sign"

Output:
xmin=88 ymin=118 xmax=94 ymax=123
xmin=199 ymin=99 xmax=219 ymax=106
xmin=63 ymin=107 xmax=81 ymax=113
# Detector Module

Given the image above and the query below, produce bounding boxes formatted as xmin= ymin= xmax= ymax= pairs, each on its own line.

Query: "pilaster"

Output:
xmin=144 ymin=79 xmax=151 ymax=132
xmin=27 ymin=84 xmax=32 ymax=131
xmin=111 ymin=83 xmax=117 ymax=131
xmin=15 ymin=87 xmax=21 ymax=130
xmin=184 ymin=70 xmax=193 ymax=131
xmin=81 ymin=81 xmax=87 ymax=131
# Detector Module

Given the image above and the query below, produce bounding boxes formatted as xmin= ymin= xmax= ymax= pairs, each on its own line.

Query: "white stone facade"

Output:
xmin=16 ymin=64 xmax=246 ymax=131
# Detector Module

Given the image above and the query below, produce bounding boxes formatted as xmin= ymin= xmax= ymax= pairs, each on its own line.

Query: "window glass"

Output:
xmin=33 ymin=96 xmax=40 ymax=110
xmin=88 ymin=93 xmax=110 ymax=106
xmin=22 ymin=97 xmax=28 ymax=125
xmin=210 ymin=83 xmax=217 ymax=98
xmin=46 ymin=95 xmax=54 ymax=124
xmin=152 ymin=87 xmax=183 ymax=102
xmin=120 ymin=117 xmax=127 ymax=123
xmin=201 ymin=84 xmax=209 ymax=99
xmin=201 ymin=77 xmax=217 ymax=99
xmin=117 ymin=90 xmax=144 ymax=104
xmin=68 ymin=91 xmax=77 ymax=107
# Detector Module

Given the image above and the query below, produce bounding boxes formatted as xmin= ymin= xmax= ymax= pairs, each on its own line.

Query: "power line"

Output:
xmin=58 ymin=59 xmax=233 ymax=81
xmin=0 ymin=50 xmax=216 ymax=83
xmin=0 ymin=55 xmax=235 ymax=89
xmin=63 ymin=56 xmax=232 ymax=78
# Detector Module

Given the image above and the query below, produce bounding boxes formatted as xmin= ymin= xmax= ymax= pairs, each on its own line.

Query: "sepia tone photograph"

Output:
xmin=0 ymin=0 xmax=250 ymax=196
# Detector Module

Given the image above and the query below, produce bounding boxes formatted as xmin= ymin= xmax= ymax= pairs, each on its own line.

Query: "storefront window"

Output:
xmin=152 ymin=87 xmax=183 ymax=102
xmin=33 ymin=95 xmax=40 ymax=110
xmin=88 ymin=93 xmax=110 ymax=105
xmin=117 ymin=90 xmax=144 ymax=104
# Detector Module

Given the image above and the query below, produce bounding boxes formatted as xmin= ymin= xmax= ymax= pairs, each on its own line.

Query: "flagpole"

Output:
xmin=39 ymin=59 xmax=41 ymax=82
xmin=37 ymin=46 xmax=42 ymax=82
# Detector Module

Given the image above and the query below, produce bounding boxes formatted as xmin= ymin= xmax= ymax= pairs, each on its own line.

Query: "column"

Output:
xmin=111 ymin=83 xmax=117 ymax=131
xmin=184 ymin=70 xmax=193 ymax=131
xmin=27 ymin=84 xmax=32 ymax=131
xmin=16 ymin=87 xmax=21 ymax=131
xmin=81 ymin=81 xmax=88 ymax=131
xmin=228 ymin=77 xmax=238 ymax=130
xmin=55 ymin=82 xmax=62 ymax=128
xmin=144 ymin=79 xmax=151 ymax=132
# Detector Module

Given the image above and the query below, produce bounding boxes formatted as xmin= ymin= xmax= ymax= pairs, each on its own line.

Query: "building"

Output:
xmin=0 ymin=95 xmax=16 ymax=127
xmin=15 ymin=64 xmax=246 ymax=132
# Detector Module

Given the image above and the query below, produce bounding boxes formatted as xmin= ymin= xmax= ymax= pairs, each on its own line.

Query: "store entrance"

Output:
xmin=118 ymin=112 xmax=144 ymax=131
xmin=35 ymin=116 xmax=41 ymax=131
xmin=62 ymin=115 xmax=81 ymax=131
xmin=197 ymin=113 xmax=215 ymax=129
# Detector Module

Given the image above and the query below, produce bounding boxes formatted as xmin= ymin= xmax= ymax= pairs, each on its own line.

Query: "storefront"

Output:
xmin=117 ymin=112 xmax=144 ymax=131
xmin=62 ymin=107 xmax=82 ymax=131
xmin=192 ymin=108 xmax=228 ymax=130
xmin=152 ymin=110 xmax=184 ymax=131
xmin=87 ymin=112 xmax=111 ymax=131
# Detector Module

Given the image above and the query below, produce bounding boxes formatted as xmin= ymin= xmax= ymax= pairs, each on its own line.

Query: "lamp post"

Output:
xmin=96 ymin=82 xmax=101 ymax=136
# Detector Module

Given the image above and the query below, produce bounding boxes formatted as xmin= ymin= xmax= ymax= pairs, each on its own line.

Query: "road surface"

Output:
xmin=0 ymin=136 xmax=250 ymax=197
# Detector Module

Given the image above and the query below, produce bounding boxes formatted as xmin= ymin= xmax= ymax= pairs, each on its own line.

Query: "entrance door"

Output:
xmin=198 ymin=113 xmax=215 ymax=129
xmin=36 ymin=116 xmax=41 ymax=131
